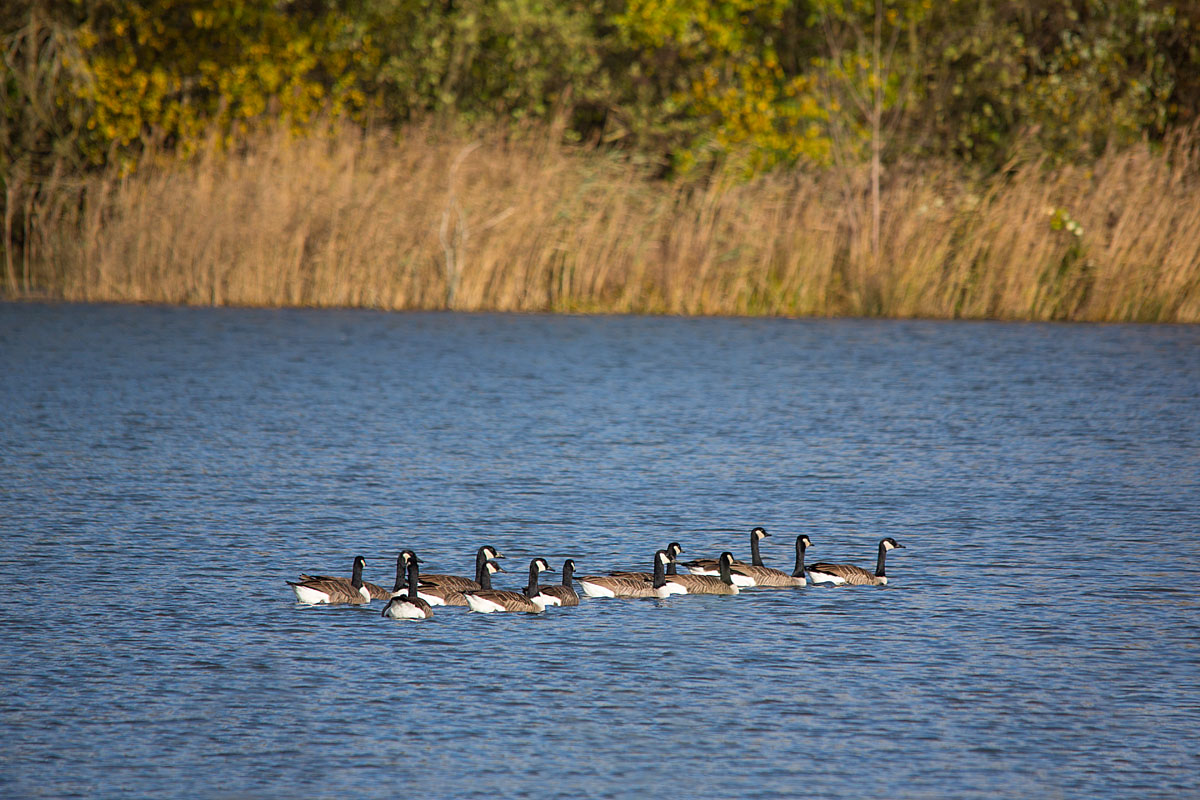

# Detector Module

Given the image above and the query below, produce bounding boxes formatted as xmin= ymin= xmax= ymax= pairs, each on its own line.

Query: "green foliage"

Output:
xmin=1036 ymin=205 xmax=1092 ymax=319
xmin=1 ymin=2 xmax=96 ymax=292
xmin=363 ymin=0 xmax=606 ymax=126
xmin=3 ymin=0 xmax=1200 ymax=183
xmin=612 ymin=0 xmax=830 ymax=174
xmin=1048 ymin=206 xmax=1083 ymax=237
xmin=1025 ymin=0 xmax=1178 ymax=158
xmin=73 ymin=0 xmax=372 ymax=168
xmin=921 ymin=0 xmax=1190 ymax=167
xmin=1 ymin=3 xmax=91 ymax=186
xmin=809 ymin=0 xmax=932 ymax=161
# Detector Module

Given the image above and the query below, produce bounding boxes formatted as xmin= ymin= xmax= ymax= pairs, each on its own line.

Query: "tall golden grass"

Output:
xmin=11 ymin=122 xmax=1200 ymax=321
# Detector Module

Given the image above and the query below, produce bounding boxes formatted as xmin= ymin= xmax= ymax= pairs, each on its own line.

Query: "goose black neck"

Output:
xmin=392 ymin=556 xmax=407 ymax=592
xmin=652 ymin=555 xmax=666 ymax=589
xmin=479 ymin=566 xmax=494 ymax=590
xmin=792 ymin=537 xmax=808 ymax=578
xmin=875 ymin=541 xmax=888 ymax=578
xmin=406 ymin=561 xmax=421 ymax=600
xmin=719 ymin=558 xmax=734 ymax=585
xmin=475 ymin=549 xmax=488 ymax=583
xmin=750 ymin=534 xmax=765 ymax=567
xmin=351 ymin=559 xmax=364 ymax=589
xmin=524 ymin=562 xmax=541 ymax=598
xmin=561 ymin=562 xmax=574 ymax=587
xmin=667 ymin=561 xmax=677 ymax=575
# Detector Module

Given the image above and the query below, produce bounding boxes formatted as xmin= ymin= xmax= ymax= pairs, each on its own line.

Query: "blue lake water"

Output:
xmin=1 ymin=303 xmax=1198 ymax=799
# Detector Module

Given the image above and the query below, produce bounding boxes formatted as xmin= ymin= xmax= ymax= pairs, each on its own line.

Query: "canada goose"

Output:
xmin=464 ymin=558 xmax=554 ymax=613
xmin=664 ymin=552 xmax=740 ymax=595
xmin=576 ymin=550 xmax=683 ymax=598
xmin=300 ymin=553 xmax=397 ymax=601
xmin=418 ymin=559 xmax=506 ymax=606
xmin=288 ymin=555 xmax=371 ymax=604
xmin=365 ymin=551 xmax=415 ymax=600
xmin=417 ymin=545 xmax=506 ymax=592
xmin=372 ymin=550 xmax=463 ymax=606
xmin=807 ymin=537 xmax=905 ymax=586
xmin=607 ymin=542 xmax=685 ymax=579
xmin=732 ymin=534 xmax=812 ymax=588
xmin=381 ymin=558 xmax=433 ymax=620
xmin=529 ymin=559 xmax=580 ymax=607
xmin=681 ymin=527 xmax=770 ymax=587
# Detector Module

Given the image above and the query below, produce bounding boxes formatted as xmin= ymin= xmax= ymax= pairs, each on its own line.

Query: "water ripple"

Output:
xmin=1 ymin=305 xmax=1198 ymax=798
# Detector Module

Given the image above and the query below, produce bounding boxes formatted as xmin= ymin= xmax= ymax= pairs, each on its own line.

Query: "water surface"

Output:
xmin=1 ymin=304 xmax=1198 ymax=798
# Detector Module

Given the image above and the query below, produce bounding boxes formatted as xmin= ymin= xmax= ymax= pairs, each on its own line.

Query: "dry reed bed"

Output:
xmin=17 ymin=124 xmax=1200 ymax=321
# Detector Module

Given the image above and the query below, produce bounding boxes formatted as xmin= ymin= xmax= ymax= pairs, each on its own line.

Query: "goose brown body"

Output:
xmin=576 ymin=550 xmax=679 ymax=598
xmin=369 ymin=550 xmax=459 ymax=605
xmin=577 ymin=574 xmax=660 ymax=598
xmin=288 ymin=556 xmax=371 ymax=604
xmin=665 ymin=552 xmax=740 ymax=595
xmin=532 ymin=560 xmax=580 ymax=607
xmin=681 ymin=527 xmax=769 ymax=586
xmin=733 ymin=534 xmax=812 ymax=588
xmin=607 ymin=542 xmax=684 ymax=581
xmin=421 ymin=559 xmax=505 ymax=606
xmin=807 ymin=538 xmax=904 ymax=586
xmin=806 ymin=563 xmax=878 ymax=585
xmin=303 ymin=551 xmax=408 ymax=600
xmin=418 ymin=545 xmax=506 ymax=592
xmin=298 ymin=574 xmax=381 ymax=601
xmin=416 ymin=584 xmax=469 ymax=606
xmin=464 ymin=558 xmax=553 ymax=613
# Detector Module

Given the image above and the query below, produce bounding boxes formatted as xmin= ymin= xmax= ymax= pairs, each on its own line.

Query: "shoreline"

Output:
xmin=5 ymin=295 xmax=1195 ymax=325
xmin=10 ymin=125 xmax=1200 ymax=324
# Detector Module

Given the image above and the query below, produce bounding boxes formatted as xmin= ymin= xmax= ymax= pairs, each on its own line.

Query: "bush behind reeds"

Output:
xmin=11 ymin=122 xmax=1200 ymax=321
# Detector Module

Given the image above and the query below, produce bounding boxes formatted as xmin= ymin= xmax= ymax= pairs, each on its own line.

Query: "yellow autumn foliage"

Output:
xmin=72 ymin=0 xmax=375 ymax=170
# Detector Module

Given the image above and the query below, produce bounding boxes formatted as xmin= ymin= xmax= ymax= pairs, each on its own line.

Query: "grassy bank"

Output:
xmin=9 ymin=123 xmax=1200 ymax=321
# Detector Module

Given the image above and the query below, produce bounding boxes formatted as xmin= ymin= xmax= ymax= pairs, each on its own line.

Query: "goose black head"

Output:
xmin=481 ymin=545 xmax=506 ymax=560
xmin=752 ymin=527 xmax=770 ymax=539
xmin=882 ymin=538 xmax=904 ymax=550
xmin=666 ymin=542 xmax=684 ymax=558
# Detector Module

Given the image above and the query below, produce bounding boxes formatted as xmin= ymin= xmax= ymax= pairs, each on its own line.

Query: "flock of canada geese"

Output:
xmin=287 ymin=526 xmax=906 ymax=620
